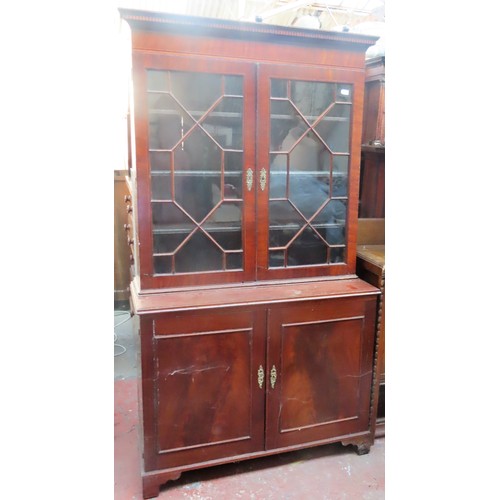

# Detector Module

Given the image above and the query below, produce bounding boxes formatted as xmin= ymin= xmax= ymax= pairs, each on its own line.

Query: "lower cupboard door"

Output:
xmin=265 ymin=296 xmax=377 ymax=450
xmin=143 ymin=309 xmax=266 ymax=471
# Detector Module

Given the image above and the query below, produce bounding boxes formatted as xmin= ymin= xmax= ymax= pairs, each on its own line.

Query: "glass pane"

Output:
xmin=227 ymin=252 xmax=243 ymax=270
xmin=270 ymin=100 xmax=304 ymax=152
xmin=289 ymin=175 xmax=329 ymax=220
xmin=332 ymin=173 xmax=348 ymax=197
xmin=291 ymin=81 xmax=334 ymax=124
xmin=335 ymin=84 xmax=353 ymax=104
xmin=269 ymin=154 xmax=289 ymax=198
xmin=150 ymin=151 xmax=171 ymax=172
xmin=151 ymin=202 xmax=195 ymax=231
xmin=268 ymin=77 xmax=351 ymax=269
xmin=204 ymin=202 xmax=242 ymax=250
xmin=147 ymin=70 xmax=244 ymax=276
xmin=202 ymin=97 xmax=243 ymax=149
xmin=330 ymin=247 xmax=345 ymax=264
xmin=288 ymin=132 xmax=325 ymax=174
xmin=153 ymin=231 xmax=186 ymax=254
xmin=324 ymin=222 xmax=345 ymax=246
xmin=147 ymin=70 xmax=168 ymax=91
xmin=311 ymin=200 xmax=346 ymax=247
xmin=174 ymin=128 xmax=221 ymax=222
xmin=334 ymin=155 xmax=349 ymax=175
xmin=154 ymin=255 xmax=172 ymax=274
xmin=288 ymin=228 xmax=327 ymax=266
xmin=175 ymin=232 xmax=223 ymax=273
xmin=269 ymin=250 xmax=285 ymax=268
xmin=314 ymin=104 xmax=351 ymax=153
xmin=330 ymin=199 xmax=347 ymax=221
xmin=170 ymin=71 xmax=222 ymax=114
xmin=151 ymin=173 xmax=171 ymax=201
xmin=271 ymin=79 xmax=287 ymax=98
xmin=225 ymin=151 xmax=243 ymax=173
xmin=148 ymin=93 xmax=195 ymax=150
xmin=269 ymin=200 xmax=304 ymax=247
xmin=224 ymin=75 xmax=243 ymax=96
xmin=224 ymin=152 xmax=243 ymax=196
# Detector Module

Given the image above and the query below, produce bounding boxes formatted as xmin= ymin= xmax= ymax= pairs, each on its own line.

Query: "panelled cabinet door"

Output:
xmin=142 ymin=309 xmax=266 ymax=471
xmin=133 ymin=53 xmax=257 ymax=289
xmin=256 ymin=64 xmax=365 ymax=281
xmin=265 ymin=297 xmax=377 ymax=450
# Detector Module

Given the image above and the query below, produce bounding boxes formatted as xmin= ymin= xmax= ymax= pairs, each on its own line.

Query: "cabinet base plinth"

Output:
xmin=341 ymin=435 xmax=373 ymax=456
xmin=142 ymin=470 xmax=182 ymax=499
xmin=355 ymin=443 xmax=371 ymax=455
xmin=141 ymin=434 xmax=374 ymax=498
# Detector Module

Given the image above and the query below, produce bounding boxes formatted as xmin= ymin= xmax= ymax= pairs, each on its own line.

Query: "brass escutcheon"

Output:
xmin=257 ymin=365 xmax=264 ymax=389
xmin=259 ymin=168 xmax=267 ymax=191
xmin=270 ymin=365 xmax=277 ymax=389
xmin=246 ymin=168 xmax=253 ymax=191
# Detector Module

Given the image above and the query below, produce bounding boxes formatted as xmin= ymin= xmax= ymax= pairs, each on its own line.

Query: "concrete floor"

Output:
xmin=114 ymin=309 xmax=385 ymax=500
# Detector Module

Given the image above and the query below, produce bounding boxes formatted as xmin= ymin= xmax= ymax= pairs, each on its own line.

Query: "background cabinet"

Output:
xmin=359 ymin=56 xmax=385 ymax=218
xmin=356 ymin=219 xmax=385 ymax=431
xmin=121 ymin=9 xmax=381 ymax=498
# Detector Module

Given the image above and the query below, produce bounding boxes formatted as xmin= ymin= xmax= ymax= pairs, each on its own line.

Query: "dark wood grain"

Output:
xmin=266 ymin=297 xmax=376 ymax=449
xmin=131 ymin=276 xmax=378 ymax=314
xmin=148 ymin=308 xmax=266 ymax=470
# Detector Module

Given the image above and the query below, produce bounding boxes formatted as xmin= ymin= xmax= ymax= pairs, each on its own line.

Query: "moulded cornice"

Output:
xmin=119 ymin=8 xmax=379 ymax=50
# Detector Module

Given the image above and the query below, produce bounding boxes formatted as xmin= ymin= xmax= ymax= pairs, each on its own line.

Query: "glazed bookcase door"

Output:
xmin=265 ymin=297 xmax=376 ymax=450
xmin=133 ymin=53 xmax=256 ymax=289
xmin=256 ymin=64 xmax=364 ymax=281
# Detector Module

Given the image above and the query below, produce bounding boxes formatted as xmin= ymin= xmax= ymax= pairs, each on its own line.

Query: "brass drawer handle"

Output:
xmin=246 ymin=168 xmax=254 ymax=191
xmin=257 ymin=365 xmax=264 ymax=389
xmin=270 ymin=365 xmax=277 ymax=389
xmin=259 ymin=168 xmax=267 ymax=191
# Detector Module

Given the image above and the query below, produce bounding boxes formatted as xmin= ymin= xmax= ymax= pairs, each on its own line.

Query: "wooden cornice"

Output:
xmin=119 ymin=8 xmax=378 ymax=52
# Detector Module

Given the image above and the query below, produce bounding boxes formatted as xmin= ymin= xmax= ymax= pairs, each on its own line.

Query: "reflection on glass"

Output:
xmin=288 ymin=228 xmax=327 ymax=266
xmin=271 ymin=79 xmax=287 ymax=98
xmin=175 ymin=232 xmax=223 ymax=273
xmin=268 ymin=78 xmax=351 ymax=268
xmin=291 ymin=80 xmax=334 ymax=123
xmin=147 ymin=70 xmax=244 ymax=275
xmin=170 ymin=72 xmax=222 ymax=113
xmin=225 ymin=75 xmax=243 ymax=96
xmin=204 ymin=202 xmax=243 ymax=250
xmin=151 ymin=174 xmax=171 ymax=201
xmin=269 ymin=250 xmax=285 ymax=268
xmin=147 ymin=70 xmax=168 ymax=91
xmin=314 ymin=104 xmax=351 ymax=153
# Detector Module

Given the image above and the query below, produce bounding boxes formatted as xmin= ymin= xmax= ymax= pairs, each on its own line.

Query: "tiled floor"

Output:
xmin=114 ymin=309 xmax=385 ymax=499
